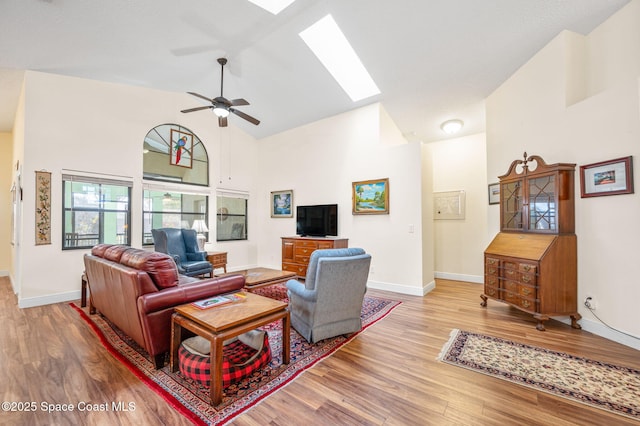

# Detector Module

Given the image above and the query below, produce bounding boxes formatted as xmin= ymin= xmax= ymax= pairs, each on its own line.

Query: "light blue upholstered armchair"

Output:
xmin=286 ymin=248 xmax=372 ymax=343
xmin=151 ymin=228 xmax=213 ymax=278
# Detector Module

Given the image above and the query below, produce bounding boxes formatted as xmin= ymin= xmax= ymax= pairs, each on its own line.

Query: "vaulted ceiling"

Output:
xmin=0 ymin=0 xmax=630 ymax=142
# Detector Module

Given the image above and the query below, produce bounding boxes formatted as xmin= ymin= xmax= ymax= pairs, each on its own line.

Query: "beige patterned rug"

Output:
xmin=438 ymin=329 xmax=639 ymax=420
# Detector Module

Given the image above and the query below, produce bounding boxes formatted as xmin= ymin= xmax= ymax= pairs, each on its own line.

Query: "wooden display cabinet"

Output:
xmin=481 ymin=153 xmax=581 ymax=330
xmin=281 ymin=236 xmax=348 ymax=277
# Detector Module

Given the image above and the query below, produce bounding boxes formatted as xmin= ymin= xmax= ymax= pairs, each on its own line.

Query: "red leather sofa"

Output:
xmin=83 ymin=244 xmax=245 ymax=368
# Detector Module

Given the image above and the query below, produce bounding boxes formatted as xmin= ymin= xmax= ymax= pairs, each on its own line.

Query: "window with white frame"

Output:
xmin=142 ymin=189 xmax=209 ymax=245
xmin=216 ymin=191 xmax=248 ymax=241
xmin=62 ymin=174 xmax=132 ymax=249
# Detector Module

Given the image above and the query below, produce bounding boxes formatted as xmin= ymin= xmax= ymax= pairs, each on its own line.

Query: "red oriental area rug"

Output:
xmin=71 ymin=285 xmax=400 ymax=425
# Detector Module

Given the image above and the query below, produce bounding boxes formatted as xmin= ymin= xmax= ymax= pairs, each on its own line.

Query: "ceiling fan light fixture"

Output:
xmin=441 ymin=119 xmax=464 ymax=134
xmin=213 ymin=106 xmax=230 ymax=118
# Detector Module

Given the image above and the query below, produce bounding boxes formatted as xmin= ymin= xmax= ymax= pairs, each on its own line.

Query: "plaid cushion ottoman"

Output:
xmin=178 ymin=330 xmax=272 ymax=388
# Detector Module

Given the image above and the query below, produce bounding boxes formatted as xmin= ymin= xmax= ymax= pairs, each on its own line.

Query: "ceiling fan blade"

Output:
xmin=187 ymin=92 xmax=214 ymax=103
xmin=219 ymin=116 xmax=228 ymax=127
xmin=230 ymin=108 xmax=260 ymax=125
xmin=181 ymin=105 xmax=213 ymax=113
xmin=230 ymin=98 xmax=249 ymax=106
xmin=214 ymin=96 xmax=233 ymax=106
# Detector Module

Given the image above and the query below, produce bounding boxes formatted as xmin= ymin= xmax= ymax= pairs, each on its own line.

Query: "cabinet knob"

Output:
xmin=522 ymin=300 xmax=530 ymax=308
xmin=522 ymin=275 xmax=531 ymax=283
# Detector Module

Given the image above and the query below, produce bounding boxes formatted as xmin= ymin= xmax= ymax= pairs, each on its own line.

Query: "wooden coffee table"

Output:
xmin=235 ymin=267 xmax=297 ymax=290
xmin=170 ymin=292 xmax=290 ymax=405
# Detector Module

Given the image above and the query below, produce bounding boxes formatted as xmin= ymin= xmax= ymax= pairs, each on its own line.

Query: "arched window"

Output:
xmin=142 ymin=124 xmax=210 ymax=245
xmin=143 ymin=123 xmax=209 ymax=186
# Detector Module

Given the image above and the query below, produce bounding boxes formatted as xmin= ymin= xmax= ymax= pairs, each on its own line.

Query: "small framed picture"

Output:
xmin=488 ymin=183 xmax=500 ymax=205
xmin=271 ymin=190 xmax=293 ymax=218
xmin=580 ymin=156 xmax=634 ymax=198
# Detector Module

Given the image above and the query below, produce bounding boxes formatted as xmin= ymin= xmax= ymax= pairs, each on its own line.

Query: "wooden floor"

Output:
xmin=1 ymin=277 xmax=638 ymax=426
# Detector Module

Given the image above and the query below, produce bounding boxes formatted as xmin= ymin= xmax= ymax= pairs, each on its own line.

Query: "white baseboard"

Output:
xmin=555 ymin=316 xmax=640 ymax=351
xmin=367 ymin=279 xmax=435 ymax=296
xmin=18 ymin=290 xmax=81 ymax=309
xmin=0 ymin=270 xmax=8 ymax=277
xmin=435 ymin=271 xmax=483 ymax=284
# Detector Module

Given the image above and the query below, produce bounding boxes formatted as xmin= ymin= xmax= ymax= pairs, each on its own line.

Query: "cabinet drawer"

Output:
xmin=486 ymin=257 xmax=500 ymax=267
xmin=283 ymin=263 xmax=306 ymax=275
xmin=317 ymin=241 xmax=334 ymax=249
xmin=295 ymin=240 xmax=318 ymax=248
xmin=520 ymin=273 xmax=536 ymax=285
xmin=294 ymin=254 xmax=311 ymax=264
xmin=517 ymin=297 xmax=536 ymax=312
xmin=484 ymin=284 xmax=499 ymax=298
xmin=486 ymin=265 xmax=499 ymax=276
xmin=503 ymin=261 xmax=518 ymax=270
xmin=504 ymin=280 xmax=518 ymax=292
xmin=485 ymin=276 xmax=499 ymax=287
xmin=518 ymin=284 xmax=536 ymax=298
xmin=294 ymin=246 xmax=315 ymax=257
xmin=519 ymin=263 xmax=537 ymax=274
xmin=209 ymin=253 xmax=226 ymax=263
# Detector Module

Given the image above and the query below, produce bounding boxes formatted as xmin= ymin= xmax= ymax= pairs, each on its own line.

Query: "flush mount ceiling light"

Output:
xmin=441 ymin=119 xmax=464 ymax=134
xmin=300 ymin=14 xmax=380 ymax=102
xmin=247 ymin=0 xmax=296 ymax=14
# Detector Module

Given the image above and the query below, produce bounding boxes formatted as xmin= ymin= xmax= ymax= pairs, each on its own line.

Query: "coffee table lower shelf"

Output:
xmin=169 ymin=293 xmax=290 ymax=406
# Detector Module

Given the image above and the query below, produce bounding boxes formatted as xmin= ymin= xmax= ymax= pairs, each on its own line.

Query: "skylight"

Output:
xmin=247 ymin=0 xmax=296 ymax=15
xmin=299 ymin=14 xmax=380 ymax=102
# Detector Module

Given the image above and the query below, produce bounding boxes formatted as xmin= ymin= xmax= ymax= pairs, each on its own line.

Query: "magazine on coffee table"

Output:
xmin=192 ymin=292 xmax=247 ymax=309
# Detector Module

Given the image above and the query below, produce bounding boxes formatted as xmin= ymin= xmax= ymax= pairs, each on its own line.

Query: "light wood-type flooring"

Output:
xmin=1 ymin=276 xmax=638 ymax=425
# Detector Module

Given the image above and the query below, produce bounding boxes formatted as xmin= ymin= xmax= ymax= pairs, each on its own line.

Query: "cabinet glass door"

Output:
xmin=527 ymin=175 xmax=556 ymax=231
xmin=501 ymin=181 xmax=523 ymax=230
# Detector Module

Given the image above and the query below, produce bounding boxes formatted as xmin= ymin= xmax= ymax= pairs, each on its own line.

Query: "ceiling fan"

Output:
xmin=181 ymin=58 xmax=260 ymax=127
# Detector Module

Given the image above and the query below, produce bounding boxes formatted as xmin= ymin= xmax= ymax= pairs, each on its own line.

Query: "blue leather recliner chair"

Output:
xmin=151 ymin=228 xmax=213 ymax=278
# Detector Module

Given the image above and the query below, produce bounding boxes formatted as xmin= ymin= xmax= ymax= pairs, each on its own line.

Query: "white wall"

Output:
xmin=255 ymin=104 xmax=430 ymax=295
xmin=426 ymin=133 xmax=488 ymax=283
xmin=15 ymin=71 xmax=259 ymax=307
xmin=486 ymin=0 xmax=640 ymax=348
xmin=0 ymin=132 xmax=12 ymax=275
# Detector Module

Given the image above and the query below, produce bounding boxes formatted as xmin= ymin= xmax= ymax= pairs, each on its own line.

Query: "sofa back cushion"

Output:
xmin=120 ymin=249 xmax=179 ymax=289
xmin=91 ymin=244 xmax=113 ymax=258
xmin=104 ymin=245 xmax=130 ymax=263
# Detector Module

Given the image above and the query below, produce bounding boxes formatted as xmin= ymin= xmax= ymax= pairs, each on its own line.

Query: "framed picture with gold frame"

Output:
xmin=352 ymin=178 xmax=389 ymax=215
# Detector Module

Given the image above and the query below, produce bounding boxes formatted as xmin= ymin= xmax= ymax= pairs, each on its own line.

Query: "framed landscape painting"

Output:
xmin=352 ymin=178 xmax=389 ymax=215
xmin=271 ymin=190 xmax=293 ymax=217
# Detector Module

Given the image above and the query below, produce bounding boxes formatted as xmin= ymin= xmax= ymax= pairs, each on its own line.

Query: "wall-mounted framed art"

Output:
xmin=35 ymin=170 xmax=52 ymax=245
xmin=580 ymin=156 xmax=634 ymax=198
xmin=271 ymin=189 xmax=293 ymax=218
xmin=352 ymin=178 xmax=389 ymax=215
xmin=488 ymin=182 xmax=500 ymax=205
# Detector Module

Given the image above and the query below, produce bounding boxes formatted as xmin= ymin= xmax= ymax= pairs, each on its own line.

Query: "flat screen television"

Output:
xmin=296 ymin=204 xmax=338 ymax=237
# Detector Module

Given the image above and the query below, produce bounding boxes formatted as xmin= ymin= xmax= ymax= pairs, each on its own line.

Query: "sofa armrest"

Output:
xmin=186 ymin=251 xmax=207 ymax=261
xmin=286 ymin=279 xmax=317 ymax=302
xmin=138 ymin=274 xmax=245 ymax=314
